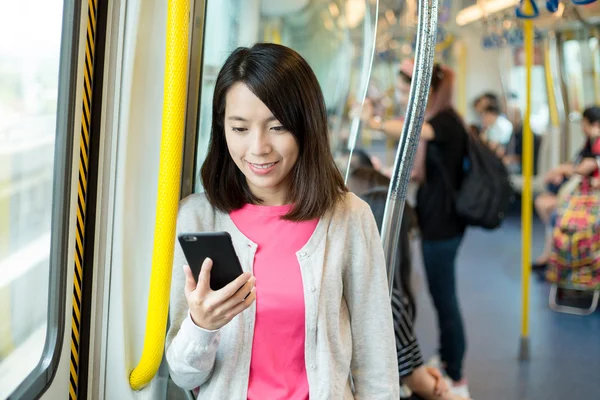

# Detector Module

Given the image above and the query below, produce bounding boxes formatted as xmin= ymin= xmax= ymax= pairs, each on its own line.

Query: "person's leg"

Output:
xmin=533 ymin=193 xmax=558 ymax=265
xmin=421 ymin=236 xmax=466 ymax=382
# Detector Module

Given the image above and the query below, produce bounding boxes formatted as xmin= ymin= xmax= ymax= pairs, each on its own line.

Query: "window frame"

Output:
xmin=7 ymin=0 xmax=82 ymax=398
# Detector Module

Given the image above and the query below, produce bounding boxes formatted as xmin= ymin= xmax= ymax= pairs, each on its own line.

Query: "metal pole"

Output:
xmin=344 ymin=1 xmax=379 ymax=184
xmin=380 ymin=0 xmax=438 ymax=297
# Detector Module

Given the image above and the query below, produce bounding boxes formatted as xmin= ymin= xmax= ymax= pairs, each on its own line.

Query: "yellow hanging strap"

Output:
xmin=519 ymin=8 xmax=534 ymax=361
xmin=129 ymin=0 xmax=190 ymax=390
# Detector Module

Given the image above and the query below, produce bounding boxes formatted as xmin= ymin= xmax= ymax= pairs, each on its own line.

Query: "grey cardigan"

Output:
xmin=165 ymin=192 xmax=399 ymax=399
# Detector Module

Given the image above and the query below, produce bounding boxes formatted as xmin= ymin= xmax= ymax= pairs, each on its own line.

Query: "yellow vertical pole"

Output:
xmin=519 ymin=15 xmax=534 ymax=361
xmin=544 ymin=42 xmax=560 ymax=129
xmin=455 ymin=41 xmax=467 ymax=116
xmin=129 ymin=0 xmax=190 ymax=390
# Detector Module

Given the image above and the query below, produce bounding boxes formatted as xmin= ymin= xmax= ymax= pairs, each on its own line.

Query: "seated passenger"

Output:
xmin=501 ymin=119 xmax=542 ymax=175
xmin=533 ymin=106 xmax=600 ymax=270
xmin=472 ymin=92 xmax=499 ymax=118
xmin=347 ymin=167 xmax=470 ymax=400
xmin=480 ymin=102 xmax=513 ymax=149
xmin=165 ymin=43 xmax=399 ymax=398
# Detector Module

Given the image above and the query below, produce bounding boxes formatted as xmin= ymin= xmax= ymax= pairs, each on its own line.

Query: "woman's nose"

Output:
xmin=249 ymin=130 xmax=272 ymax=156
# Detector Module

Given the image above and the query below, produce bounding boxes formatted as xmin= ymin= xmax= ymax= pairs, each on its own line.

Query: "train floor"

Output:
xmin=413 ymin=214 xmax=600 ymax=400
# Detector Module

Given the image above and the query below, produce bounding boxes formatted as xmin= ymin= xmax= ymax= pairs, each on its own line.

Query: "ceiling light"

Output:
xmin=456 ymin=0 xmax=520 ymax=26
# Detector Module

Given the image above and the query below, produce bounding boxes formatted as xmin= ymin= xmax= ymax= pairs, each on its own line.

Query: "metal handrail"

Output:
xmin=380 ymin=0 xmax=438 ymax=297
xmin=344 ymin=0 xmax=379 ymax=184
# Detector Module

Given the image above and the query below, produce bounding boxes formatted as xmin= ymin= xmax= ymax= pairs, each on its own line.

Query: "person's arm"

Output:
xmin=164 ymin=199 xmax=256 ymax=390
xmin=165 ymin=200 xmax=221 ymax=390
xmin=368 ymin=116 xmax=435 ymax=142
xmin=344 ymin=207 xmax=400 ymax=399
xmin=391 ymin=285 xmax=449 ymax=400
xmin=574 ymin=157 xmax=599 ymax=176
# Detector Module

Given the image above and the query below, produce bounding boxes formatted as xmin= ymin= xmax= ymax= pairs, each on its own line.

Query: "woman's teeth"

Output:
xmin=251 ymin=162 xmax=275 ymax=169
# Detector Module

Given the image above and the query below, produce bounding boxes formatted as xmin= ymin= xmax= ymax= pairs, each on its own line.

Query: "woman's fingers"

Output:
xmin=216 ymin=277 xmax=256 ymax=314
xmin=183 ymin=265 xmax=196 ymax=296
xmin=196 ymin=258 xmax=213 ymax=293
xmin=218 ymin=271 xmax=253 ymax=300
xmin=224 ymin=287 xmax=256 ymax=322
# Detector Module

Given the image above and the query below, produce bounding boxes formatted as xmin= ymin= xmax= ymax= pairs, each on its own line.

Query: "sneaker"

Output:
xmin=399 ymin=383 xmax=413 ymax=399
xmin=447 ymin=378 xmax=471 ymax=399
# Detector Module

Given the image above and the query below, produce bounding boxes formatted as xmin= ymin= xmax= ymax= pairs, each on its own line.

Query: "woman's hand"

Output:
xmin=544 ymin=168 xmax=563 ymax=185
xmin=425 ymin=367 xmax=448 ymax=397
xmin=184 ymin=258 xmax=256 ymax=331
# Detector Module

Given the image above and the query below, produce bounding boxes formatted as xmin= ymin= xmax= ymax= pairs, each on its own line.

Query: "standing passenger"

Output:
xmin=364 ymin=60 xmax=471 ymax=398
xmin=165 ymin=43 xmax=399 ymax=399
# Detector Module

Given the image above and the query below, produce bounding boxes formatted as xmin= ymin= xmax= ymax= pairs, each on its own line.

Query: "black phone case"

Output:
xmin=178 ymin=232 xmax=244 ymax=291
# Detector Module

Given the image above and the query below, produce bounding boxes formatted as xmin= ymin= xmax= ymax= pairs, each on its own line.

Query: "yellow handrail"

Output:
xmin=519 ymin=8 xmax=534 ymax=361
xmin=129 ymin=0 xmax=190 ymax=390
xmin=544 ymin=41 xmax=560 ymax=129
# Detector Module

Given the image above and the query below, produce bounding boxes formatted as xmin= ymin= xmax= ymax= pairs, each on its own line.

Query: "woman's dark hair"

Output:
xmin=201 ymin=43 xmax=347 ymax=221
xmin=468 ymin=124 xmax=481 ymax=138
xmin=399 ymin=63 xmax=445 ymax=91
xmin=336 ymin=148 xmax=374 ymax=172
xmin=583 ymin=106 xmax=600 ymax=125
xmin=483 ymin=103 xmax=501 ymax=115
xmin=348 ymin=167 xmax=417 ymax=315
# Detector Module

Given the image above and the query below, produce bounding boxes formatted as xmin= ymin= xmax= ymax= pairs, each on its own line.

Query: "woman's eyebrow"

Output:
xmin=226 ymin=116 xmax=278 ymax=122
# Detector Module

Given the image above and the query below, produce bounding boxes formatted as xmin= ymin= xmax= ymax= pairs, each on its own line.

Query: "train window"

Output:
xmin=192 ymin=0 xmax=379 ymax=193
xmin=0 ymin=0 xmax=74 ymax=398
xmin=509 ymin=58 xmax=549 ymax=135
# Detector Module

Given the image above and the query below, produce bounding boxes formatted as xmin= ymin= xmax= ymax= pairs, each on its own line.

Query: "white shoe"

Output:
xmin=446 ymin=378 xmax=471 ymax=399
xmin=399 ymin=384 xmax=412 ymax=398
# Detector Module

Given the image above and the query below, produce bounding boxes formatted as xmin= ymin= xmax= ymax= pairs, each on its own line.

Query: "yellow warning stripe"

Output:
xmin=69 ymin=0 xmax=97 ymax=398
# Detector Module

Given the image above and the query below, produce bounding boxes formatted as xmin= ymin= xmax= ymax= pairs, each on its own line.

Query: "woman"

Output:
xmin=347 ymin=167 xmax=470 ymax=400
xmin=364 ymin=60 xmax=470 ymax=398
xmin=165 ymin=43 xmax=399 ymax=399
xmin=533 ymin=106 xmax=600 ymax=270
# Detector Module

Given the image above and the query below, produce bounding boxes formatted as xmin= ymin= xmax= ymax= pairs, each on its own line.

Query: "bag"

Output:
xmin=436 ymin=134 xmax=513 ymax=230
xmin=547 ymin=181 xmax=600 ymax=289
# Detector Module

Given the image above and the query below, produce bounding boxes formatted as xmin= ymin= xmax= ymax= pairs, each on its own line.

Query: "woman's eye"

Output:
xmin=231 ymin=127 xmax=247 ymax=133
xmin=270 ymin=126 xmax=286 ymax=132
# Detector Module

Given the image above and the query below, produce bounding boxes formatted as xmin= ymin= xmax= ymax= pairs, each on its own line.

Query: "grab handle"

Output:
xmin=129 ymin=0 xmax=190 ymax=390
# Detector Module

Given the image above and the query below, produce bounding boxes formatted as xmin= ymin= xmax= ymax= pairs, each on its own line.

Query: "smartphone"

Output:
xmin=177 ymin=232 xmax=245 ymax=291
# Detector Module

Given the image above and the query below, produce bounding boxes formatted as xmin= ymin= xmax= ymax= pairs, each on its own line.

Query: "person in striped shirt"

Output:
xmin=347 ymin=165 xmax=471 ymax=400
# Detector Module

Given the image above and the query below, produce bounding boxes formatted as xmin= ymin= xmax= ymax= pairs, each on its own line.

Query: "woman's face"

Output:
xmin=582 ymin=117 xmax=600 ymax=138
xmin=224 ymin=82 xmax=299 ymax=205
xmin=396 ymin=77 xmax=411 ymax=110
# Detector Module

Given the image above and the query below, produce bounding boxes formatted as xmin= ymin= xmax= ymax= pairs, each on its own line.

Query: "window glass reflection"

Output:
xmin=0 ymin=0 xmax=64 ymax=397
xmin=195 ymin=0 xmax=378 ymax=192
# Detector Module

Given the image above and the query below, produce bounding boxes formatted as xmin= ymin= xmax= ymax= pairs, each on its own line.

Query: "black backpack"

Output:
xmin=437 ymin=134 xmax=513 ymax=230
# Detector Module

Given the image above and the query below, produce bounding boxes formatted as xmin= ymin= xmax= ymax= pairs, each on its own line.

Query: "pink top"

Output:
xmin=229 ymin=203 xmax=318 ymax=400
xmin=591 ymin=137 xmax=600 ymax=178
